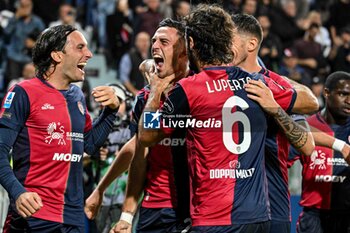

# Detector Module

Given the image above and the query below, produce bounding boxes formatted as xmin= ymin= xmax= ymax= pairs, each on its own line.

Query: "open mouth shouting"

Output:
xmin=153 ymin=55 xmax=164 ymax=71
xmin=77 ymin=62 xmax=87 ymax=74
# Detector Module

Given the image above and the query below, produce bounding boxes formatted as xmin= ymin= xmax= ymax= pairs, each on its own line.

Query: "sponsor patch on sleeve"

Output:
xmin=3 ymin=92 xmax=15 ymax=109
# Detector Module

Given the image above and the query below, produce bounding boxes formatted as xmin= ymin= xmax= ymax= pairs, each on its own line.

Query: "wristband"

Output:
xmin=332 ymin=139 xmax=346 ymax=152
xmin=120 ymin=212 xmax=134 ymax=224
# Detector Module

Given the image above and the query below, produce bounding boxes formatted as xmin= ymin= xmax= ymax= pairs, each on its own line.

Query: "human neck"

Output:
xmin=163 ymin=68 xmax=190 ymax=96
xmin=44 ymin=74 xmax=70 ymax=90
xmin=237 ymin=56 xmax=261 ymax=73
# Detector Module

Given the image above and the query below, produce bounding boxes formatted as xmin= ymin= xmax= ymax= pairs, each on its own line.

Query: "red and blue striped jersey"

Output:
xmin=0 ymin=78 xmax=116 ymax=226
xmin=289 ymin=113 xmax=350 ymax=212
xmin=131 ymin=85 xmax=189 ymax=218
xmin=262 ymin=68 xmax=299 ymax=222
xmin=161 ymin=66 xmax=296 ymax=226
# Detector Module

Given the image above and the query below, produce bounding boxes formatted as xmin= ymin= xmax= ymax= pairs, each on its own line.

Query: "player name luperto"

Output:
xmin=206 ymin=77 xmax=252 ymax=93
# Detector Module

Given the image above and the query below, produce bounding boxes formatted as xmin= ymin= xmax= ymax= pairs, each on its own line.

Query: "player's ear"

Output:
xmin=247 ymin=37 xmax=258 ymax=52
xmin=51 ymin=51 xmax=62 ymax=63
xmin=323 ymin=88 xmax=330 ymax=98
xmin=189 ymin=36 xmax=194 ymax=50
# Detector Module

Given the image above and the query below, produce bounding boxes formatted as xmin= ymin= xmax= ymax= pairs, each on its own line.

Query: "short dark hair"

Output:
xmin=231 ymin=14 xmax=263 ymax=47
xmin=158 ymin=18 xmax=185 ymax=42
xmin=32 ymin=25 xmax=77 ymax=78
xmin=325 ymin=71 xmax=350 ymax=91
xmin=184 ymin=4 xmax=234 ymax=65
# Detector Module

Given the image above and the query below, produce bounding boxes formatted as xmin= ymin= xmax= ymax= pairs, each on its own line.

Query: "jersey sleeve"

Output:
xmin=84 ymin=107 xmax=118 ymax=155
xmin=161 ymin=83 xmax=190 ymax=136
xmin=0 ymin=85 xmax=30 ymax=131
xmin=0 ymin=86 xmax=29 ymax=200
xmin=266 ymin=70 xmax=293 ymax=89
xmin=287 ymin=146 xmax=301 ymax=168
xmin=265 ymin=76 xmax=297 ymax=114
xmin=129 ymin=90 xmax=147 ymax=135
xmin=84 ymin=108 xmax=92 ymax=133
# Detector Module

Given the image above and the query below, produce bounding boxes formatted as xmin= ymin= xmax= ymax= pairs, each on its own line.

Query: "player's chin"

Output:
xmin=156 ymin=70 xmax=167 ymax=79
xmin=74 ymin=74 xmax=85 ymax=82
xmin=341 ymin=109 xmax=350 ymax=116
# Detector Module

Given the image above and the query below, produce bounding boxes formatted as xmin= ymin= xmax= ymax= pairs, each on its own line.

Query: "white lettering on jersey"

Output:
xmin=327 ymin=158 xmax=349 ymax=166
xmin=41 ymin=103 xmax=55 ymax=110
xmin=209 ymin=168 xmax=255 ymax=179
xmin=52 ymin=153 xmax=82 ymax=162
xmin=315 ymin=175 xmax=346 ymax=183
xmin=162 ymin=118 xmax=221 ymax=128
xmin=158 ymin=138 xmax=186 ymax=146
xmin=206 ymin=77 xmax=251 ymax=93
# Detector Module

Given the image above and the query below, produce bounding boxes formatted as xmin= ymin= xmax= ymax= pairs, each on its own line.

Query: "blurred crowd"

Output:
xmin=0 ymin=0 xmax=349 ymax=232
xmin=0 ymin=0 xmax=349 ymax=108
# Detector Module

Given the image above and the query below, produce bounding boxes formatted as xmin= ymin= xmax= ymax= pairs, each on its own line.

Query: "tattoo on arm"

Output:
xmin=274 ymin=107 xmax=308 ymax=149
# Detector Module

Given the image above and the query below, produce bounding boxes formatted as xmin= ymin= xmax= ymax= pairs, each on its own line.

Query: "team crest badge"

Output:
xmin=77 ymin=101 xmax=84 ymax=115
xmin=45 ymin=122 xmax=66 ymax=145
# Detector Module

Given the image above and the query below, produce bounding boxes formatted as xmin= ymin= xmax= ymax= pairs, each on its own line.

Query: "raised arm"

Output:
xmin=84 ymin=86 xmax=120 ymax=155
xmin=245 ymin=79 xmax=315 ymax=156
xmin=137 ymin=73 xmax=176 ymax=147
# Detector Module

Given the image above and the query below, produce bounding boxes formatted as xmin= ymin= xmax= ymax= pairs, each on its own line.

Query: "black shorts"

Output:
xmin=297 ymin=207 xmax=350 ymax=233
xmin=3 ymin=212 xmax=84 ymax=233
xmin=269 ymin=220 xmax=290 ymax=233
xmin=191 ymin=221 xmax=270 ymax=233
xmin=136 ymin=207 xmax=191 ymax=233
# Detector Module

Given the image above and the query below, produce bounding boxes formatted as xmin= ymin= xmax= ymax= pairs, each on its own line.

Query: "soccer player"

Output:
xmin=95 ymin=19 xmax=191 ymax=233
xmin=137 ymin=4 xmax=300 ymax=233
xmin=0 ymin=25 xmax=120 ymax=232
xmin=230 ymin=14 xmax=318 ymax=114
xmin=289 ymin=71 xmax=350 ymax=233
xmin=230 ymin=13 xmax=318 ymax=233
